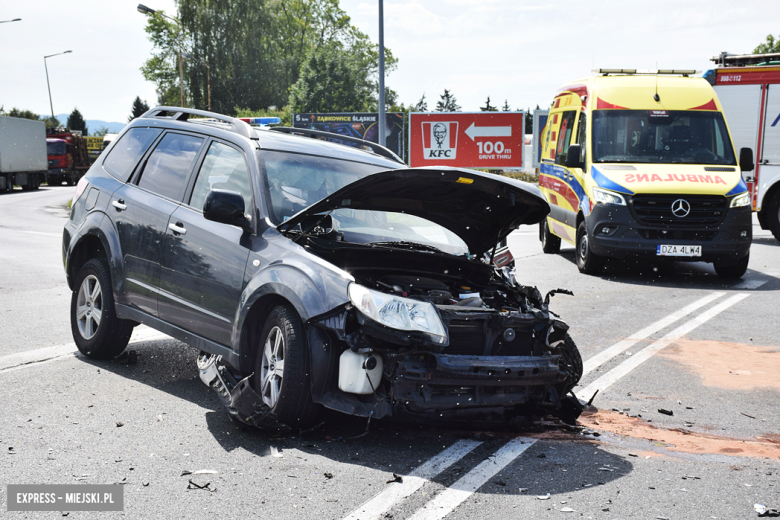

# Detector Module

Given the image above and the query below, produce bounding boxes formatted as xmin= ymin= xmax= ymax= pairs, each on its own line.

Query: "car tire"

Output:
xmin=70 ymin=258 xmax=134 ymax=359
xmin=253 ymin=304 xmax=319 ymax=428
xmin=540 ymin=219 xmax=561 ymax=254
xmin=66 ymin=175 xmax=75 ymax=187
xmin=714 ymin=253 xmax=749 ymax=279
xmin=765 ymin=192 xmax=780 ymax=242
xmin=576 ymin=221 xmax=605 ymax=275
xmin=557 ymin=334 xmax=583 ymax=391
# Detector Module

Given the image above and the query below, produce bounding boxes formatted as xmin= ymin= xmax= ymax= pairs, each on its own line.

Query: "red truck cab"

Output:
xmin=45 ymin=132 xmax=89 ymax=186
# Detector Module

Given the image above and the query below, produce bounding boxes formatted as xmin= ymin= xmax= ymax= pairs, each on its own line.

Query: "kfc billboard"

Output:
xmin=409 ymin=112 xmax=524 ymax=168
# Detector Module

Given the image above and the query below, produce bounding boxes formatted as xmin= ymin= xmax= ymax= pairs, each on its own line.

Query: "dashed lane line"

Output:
xmin=0 ymin=327 xmax=170 ymax=373
xmin=343 ymin=439 xmax=482 ymax=520
xmin=578 ymin=292 xmax=750 ymax=398
xmin=406 ymin=437 xmax=537 ymax=520
xmin=582 ymin=291 xmax=726 ymax=377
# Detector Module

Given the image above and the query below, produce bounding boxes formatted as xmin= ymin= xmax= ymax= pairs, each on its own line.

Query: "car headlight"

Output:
xmin=348 ymin=283 xmax=447 ymax=344
xmin=730 ymin=191 xmax=751 ymax=208
xmin=592 ymin=187 xmax=626 ymax=206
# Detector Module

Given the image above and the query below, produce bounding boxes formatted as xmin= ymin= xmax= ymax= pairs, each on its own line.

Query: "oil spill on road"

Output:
xmin=578 ymin=411 xmax=780 ymax=459
xmin=659 ymin=339 xmax=780 ymax=391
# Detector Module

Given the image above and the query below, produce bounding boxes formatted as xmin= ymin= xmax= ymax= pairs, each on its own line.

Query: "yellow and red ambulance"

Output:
xmin=538 ymin=70 xmax=754 ymax=277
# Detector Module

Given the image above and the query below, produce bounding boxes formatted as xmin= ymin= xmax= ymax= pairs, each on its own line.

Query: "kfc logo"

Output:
xmin=421 ymin=121 xmax=458 ymax=159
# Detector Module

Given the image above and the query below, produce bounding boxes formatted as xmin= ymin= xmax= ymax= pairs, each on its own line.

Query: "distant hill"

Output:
xmin=55 ymin=114 xmax=125 ymax=135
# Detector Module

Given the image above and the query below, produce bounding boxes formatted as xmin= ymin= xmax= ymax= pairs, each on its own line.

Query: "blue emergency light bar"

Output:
xmin=238 ymin=117 xmax=281 ymax=126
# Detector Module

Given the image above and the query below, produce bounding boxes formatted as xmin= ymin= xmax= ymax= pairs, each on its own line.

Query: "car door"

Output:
xmin=110 ymin=130 xmax=206 ymax=316
xmin=157 ymin=139 xmax=254 ymax=347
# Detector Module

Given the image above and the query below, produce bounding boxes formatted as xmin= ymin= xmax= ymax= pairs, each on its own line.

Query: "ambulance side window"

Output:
xmin=576 ymin=112 xmax=587 ymax=165
xmin=555 ymin=111 xmax=577 ymax=165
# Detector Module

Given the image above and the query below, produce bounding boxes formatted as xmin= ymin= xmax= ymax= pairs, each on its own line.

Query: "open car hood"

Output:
xmin=279 ymin=167 xmax=549 ymax=256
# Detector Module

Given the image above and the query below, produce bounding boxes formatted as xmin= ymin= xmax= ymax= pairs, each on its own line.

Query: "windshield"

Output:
xmin=592 ymin=110 xmax=736 ymax=165
xmin=47 ymin=142 xmax=67 ymax=155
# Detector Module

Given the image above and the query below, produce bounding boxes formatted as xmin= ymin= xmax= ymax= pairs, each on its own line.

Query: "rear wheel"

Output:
xmin=576 ymin=221 xmax=605 ymax=275
xmin=714 ymin=253 xmax=749 ymax=278
xmin=70 ymin=258 xmax=133 ymax=359
xmin=252 ymin=304 xmax=319 ymax=428
xmin=765 ymin=192 xmax=780 ymax=242
xmin=540 ymin=219 xmax=561 ymax=254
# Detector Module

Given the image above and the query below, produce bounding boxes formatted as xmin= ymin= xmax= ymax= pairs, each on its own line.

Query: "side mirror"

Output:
xmin=739 ymin=147 xmax=754 ymax=172
xmin=565 ymin=144 xmax=582 ymax=168
xmin=203 ymin=189 xmax=251 ymax=230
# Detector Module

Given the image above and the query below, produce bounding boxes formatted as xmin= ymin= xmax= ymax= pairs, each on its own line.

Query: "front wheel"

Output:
xmin=252 ymin=304 xmax=319 ymax=428
xmin=576 ymin=221 xmax=605 ymax=275
xmin=70 ymin=258 xmax=133 ymax=359
xmin=714 ymin=253 xmax=749 ymax=278
xmin=765 ymin=192 xmax=780 ymax=242
xmin=540 ymin=219 xmax=561 ymax=254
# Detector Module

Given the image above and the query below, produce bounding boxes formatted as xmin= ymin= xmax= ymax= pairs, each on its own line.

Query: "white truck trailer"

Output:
xmin=0 ymin=116 xmax=47 ymax=192
xmin=706 ymin=51 xmax=780 ymax=240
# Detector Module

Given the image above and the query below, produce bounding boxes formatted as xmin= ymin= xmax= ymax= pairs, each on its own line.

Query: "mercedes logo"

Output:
xmin=671 ymin=199 xmax=691 ymax=218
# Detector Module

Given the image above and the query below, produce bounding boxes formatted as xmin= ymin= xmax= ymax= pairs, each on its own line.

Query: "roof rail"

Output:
xmin=711 ymin=51 xmax=780 ymax=67
xmin=593 ymin=68 xmax=700 ymax=76
xmin=268 ymin=127 xmax=405 ymax=165
xmin=140 ymin=106 xmax=256 ymax=139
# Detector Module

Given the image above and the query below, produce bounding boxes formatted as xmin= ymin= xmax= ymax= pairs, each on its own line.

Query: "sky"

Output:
xmin=0 ymin=0 xmax=776 ymax=124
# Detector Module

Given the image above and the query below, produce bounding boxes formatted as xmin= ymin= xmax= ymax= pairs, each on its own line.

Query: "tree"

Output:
xmin=413 ymin=94 xmax=427 ymax=112
xmin=435 ymin=89 xmax=460 ymax=112
xmin=67 ymin=108 xmax=88 ymax=135
xmin=754 ymin=34 xmax=780 ymax=54
xmin=6 ymin=107 xmax=40 ymax=121
xmin=502 ymin=99 xmax=511 ymax=112
xmin=128 ymin=97 xmax=150 ymax=122
xmin=480 ymin=96 xmax=497 ymax=112
xmin=92 ymin=126 xmax=112 ymax=137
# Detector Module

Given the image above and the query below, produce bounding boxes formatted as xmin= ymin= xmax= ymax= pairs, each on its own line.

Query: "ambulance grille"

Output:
xmin=631 ymin=194 xmax=727 ymax=226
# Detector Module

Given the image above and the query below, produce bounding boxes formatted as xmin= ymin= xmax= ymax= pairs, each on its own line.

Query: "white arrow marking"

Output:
xmin=464 ymin=122 xmax=512 ymax=141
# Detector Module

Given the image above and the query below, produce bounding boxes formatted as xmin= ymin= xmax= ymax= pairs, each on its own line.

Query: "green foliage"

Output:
xmin=502 ymin=100 xmax=511 ymax=112
xmin=140 ymin=0 xmax=397 ymax=116
xmin=436 ymin=89 xmax=460 ymax=112
xmin=234 ymin=105 xmax=293 ymax=127
xmin=42 ymin=116 xmax=61 ymax=129
xmin=92 ymin=126 xmax=112 ymax=137
xmin=412 ymin=94 xmax=427 ymax=112
xmin=754 ymin=34 xmax=780 ymax=54
xmin=129 ymin=97 xmax=150 ymax=122
xmin=67 ymin=108 xmax=88 ymax=135
xmin=5 ymin=107 xmax=41 ymax=120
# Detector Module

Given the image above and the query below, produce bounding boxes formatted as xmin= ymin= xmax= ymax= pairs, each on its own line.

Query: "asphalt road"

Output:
xmin=1 ymin=186 xmax=779 ymax=519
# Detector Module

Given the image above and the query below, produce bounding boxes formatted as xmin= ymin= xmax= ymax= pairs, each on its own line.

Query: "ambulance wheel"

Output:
xmin=766 ymin=192 xmax=780 ymax=242
xmin=714 ymin=253 xmax=749 ymax=279
xmin=576 ymin=222 xmax=605 ymax=275
xmin=540 ymin=219 xmax=561 ymax=254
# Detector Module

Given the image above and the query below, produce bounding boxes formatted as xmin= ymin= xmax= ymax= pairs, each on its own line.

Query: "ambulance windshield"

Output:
xmin=592 ymin=110 xmax=736 ymax=165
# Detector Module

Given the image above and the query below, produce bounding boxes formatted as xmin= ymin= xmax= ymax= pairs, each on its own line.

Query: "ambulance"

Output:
xmin=705 ymin=52 xmax=780 ymax=242
xmin=538 ymin=69 xmax=754 ymax=277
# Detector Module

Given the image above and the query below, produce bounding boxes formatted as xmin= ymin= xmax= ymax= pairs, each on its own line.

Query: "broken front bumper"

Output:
xmin=390 ymin=352 xmax=566 ymax=417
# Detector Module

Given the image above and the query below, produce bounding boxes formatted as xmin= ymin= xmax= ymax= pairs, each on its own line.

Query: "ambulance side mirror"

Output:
xmin=739 ymin=147 xmax=754 ymax=172
xmin=565 ymin=144 xmax=583 ymax=169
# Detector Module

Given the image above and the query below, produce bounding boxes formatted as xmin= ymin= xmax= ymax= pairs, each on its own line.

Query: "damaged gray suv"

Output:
xmin=64 ymin=107 xmax=584 ymax=431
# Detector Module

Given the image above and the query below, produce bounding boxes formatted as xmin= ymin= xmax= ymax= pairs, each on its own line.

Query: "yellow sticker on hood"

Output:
xmin=456 ymin=177 xmax=474 ymax=184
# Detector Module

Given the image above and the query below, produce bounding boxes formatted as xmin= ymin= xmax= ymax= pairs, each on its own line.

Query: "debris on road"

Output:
xmin=187 ymin=479 xmax=216 ymax=492
xmin=519 ymin=488 xmax=528 ymax=493
xmin=537 ymin=494 xmax=550 ymax=500
xmin=270 ymin=447 xmax=283 ymax=458
xmin=742 ymin=412 xmax=757 ymax=419
xmin=386 ymin=473 xmax=403 ymax=484
xmin=561 ymin=507 xmax=575 ymax=512
xmin=324 ymin=472 xmax=333 ymax=479
xmin=755 ymin=503 xmax=780 ymax=517
xmin=658 ymin=409 xmax=674 ymax=416
xmin=116 ymin=421 xmax=124 ymax=427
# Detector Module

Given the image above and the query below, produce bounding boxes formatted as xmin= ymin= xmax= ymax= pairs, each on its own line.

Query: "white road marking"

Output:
xmin=343 ymin=439 xmax=482 ymax=520
xmin=579 ymin=293 xmax=750 ymax=398
xmin=407 ymin=437 xmax=537 ymax=520
xmin=0 ymin=327 xmax=171 ymax=373
xmin=582 ymin=291 xmax=726 ymax=376
xmin=20 ymin=230 xmax=62 ymax=237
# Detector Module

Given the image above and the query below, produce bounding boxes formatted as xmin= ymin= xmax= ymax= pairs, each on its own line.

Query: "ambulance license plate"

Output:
xmin=656 ymin=245 xmax=702 ymax=257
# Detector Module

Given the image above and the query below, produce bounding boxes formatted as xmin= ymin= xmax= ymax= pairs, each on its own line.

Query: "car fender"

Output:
xmin=65 ymin=211 xmax=117 ymax=288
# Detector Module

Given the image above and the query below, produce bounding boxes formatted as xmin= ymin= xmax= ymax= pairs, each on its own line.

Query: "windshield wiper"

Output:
xmin=370 ymin=241 xmax=446 ymax=254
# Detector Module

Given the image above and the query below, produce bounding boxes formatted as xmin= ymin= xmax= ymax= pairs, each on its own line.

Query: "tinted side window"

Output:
xmin=576 ymin=112 xmax=587 ymax=164
xmin=103 ymin=128 xmax=162 ymax=182
xmin=190 ymin=142 xmax=252 ymax=213
xmin=137 ymin=133 xmax=204 ymax=200
xmin=555 ymin=111 xmax=577 ymax=165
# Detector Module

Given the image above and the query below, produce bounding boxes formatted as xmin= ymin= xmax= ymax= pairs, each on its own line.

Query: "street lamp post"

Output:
xmin=44 ymin=50 xmax=72 ymax=124
xmin=378 ymin=0 xmax=386 ymax=147
xmin=137 ymin=4 xmax=184 ymax=107
xmin=182 ymin=51 xmax=210 ymax=110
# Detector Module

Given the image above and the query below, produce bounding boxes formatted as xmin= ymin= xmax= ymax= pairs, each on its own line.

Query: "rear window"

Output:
xmin=103 ymin=128 xmax=163 ymax=182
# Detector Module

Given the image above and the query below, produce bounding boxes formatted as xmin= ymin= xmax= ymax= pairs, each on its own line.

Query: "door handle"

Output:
xmin=168 ymin=222 xmax=187 ymax=235
xmin=112 ymin=199 xmax=127 ymax=211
